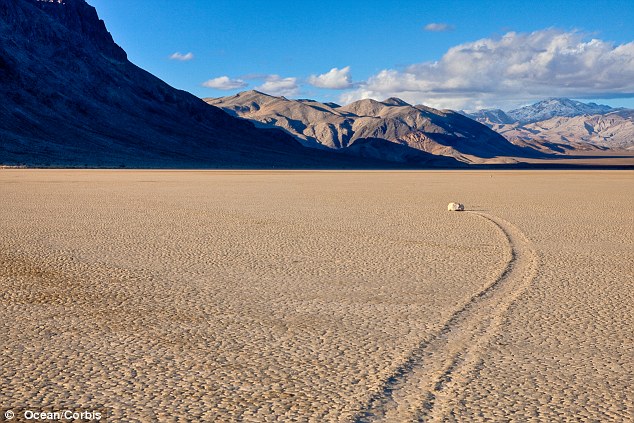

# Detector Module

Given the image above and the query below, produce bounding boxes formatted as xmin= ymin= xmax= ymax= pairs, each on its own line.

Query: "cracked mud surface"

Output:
xmin=1 ymin=170 xmax=632 ymax=421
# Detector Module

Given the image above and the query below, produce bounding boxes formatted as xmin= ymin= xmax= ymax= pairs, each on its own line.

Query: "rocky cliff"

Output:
xmin=0 ymin=0 xmax=384 ymax=168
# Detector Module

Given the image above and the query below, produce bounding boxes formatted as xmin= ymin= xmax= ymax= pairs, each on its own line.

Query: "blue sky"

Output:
xmin=90 ymin=0 xmax=634 ymax=110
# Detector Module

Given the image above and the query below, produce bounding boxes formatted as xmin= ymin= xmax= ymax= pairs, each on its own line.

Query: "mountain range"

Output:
xmin=0 ymin=0 xmax=396 ymax=168
xmin=206 ymin=91 xmax=536 ymax=164
xmin=1 ymin=0 xmax=631 ymax=168
xmin=508 ymin=98 xmax=616 ymax=125
xmin=463 ymin=99 xmax=634 ymax=151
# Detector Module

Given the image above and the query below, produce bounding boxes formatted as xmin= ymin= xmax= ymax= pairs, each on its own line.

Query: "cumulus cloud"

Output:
xmin=202 ymin=76 xmax=248 ymax=90
xmin=308 ymin=66 xmax=352 ymax=89
xmin=339 ymin=29 xmax=634 ymax=110
xmin=424 ymin=23 xmax=455 ymax=32
xmin=169 ymin=52 xmax=194 ymax=61
xmin=255 ymin=75 xmax=299 ymax=96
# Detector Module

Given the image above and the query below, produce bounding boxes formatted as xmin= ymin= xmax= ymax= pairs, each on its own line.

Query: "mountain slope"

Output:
xmin=207 ymin=92 xmax=535 ymax=163
xmin=0 ymin=0 xmax=383 ymax=168
xmin=207 ymin=90 xmax=352 ymax=150
xmin=461 ymin=109 xmax=515 ymax=125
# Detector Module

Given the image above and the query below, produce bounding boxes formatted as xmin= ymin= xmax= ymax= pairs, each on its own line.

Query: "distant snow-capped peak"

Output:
xmin=507 ymin=98 xmax=615 ymax=124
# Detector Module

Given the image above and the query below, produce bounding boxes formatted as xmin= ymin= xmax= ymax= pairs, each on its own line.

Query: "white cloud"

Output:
xmin=169 ymin=52 xmax=194 ymax=61
xmin=424 ymin=23 xmax=454 ymax=32
xmin=308 ymin=66 xmax=352 ymax=89
xmin=202 ymin=76 xmax=248 ymax=90
xmin=339 ymin=29 xmax=634 ymax=110
xmin=255 ymin=75 xmax=299 ymax=96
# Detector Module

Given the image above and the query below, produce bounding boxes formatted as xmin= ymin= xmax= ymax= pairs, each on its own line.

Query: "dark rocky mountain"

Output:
xmin=9 ymin=1 xmax=621 ymax=167
xmin=207 ymin=91 xmax=536 ymax=164
xmin=0 ymin=0 xmax=397 ymax=168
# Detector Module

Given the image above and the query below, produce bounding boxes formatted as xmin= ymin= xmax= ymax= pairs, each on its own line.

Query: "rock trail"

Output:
xmin=354 ymin=212 xmax=539 ymax=422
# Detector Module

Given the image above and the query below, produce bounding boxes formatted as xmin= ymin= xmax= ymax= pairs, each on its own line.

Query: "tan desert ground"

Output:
xmin=0 ymin=170 xmax=632 ymax=422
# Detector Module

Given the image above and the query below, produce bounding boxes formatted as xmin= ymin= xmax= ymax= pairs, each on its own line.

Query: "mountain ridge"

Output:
xmin=2 ymin=1 xmax=630 ymax=167
xmin=507 ymin=98 xmax=617 ymax=124
xmin=206 ymin=91 xmax=534 ymax=164
xmin=33 ymin=0 xmax=127 ymax=61
xmin=496 ymin=110 xmax=634 ymax=151
xmin=464 ymin=98 xmax=633 ymax=151
xmin=0 ymin=0 xmax=400 ymax=168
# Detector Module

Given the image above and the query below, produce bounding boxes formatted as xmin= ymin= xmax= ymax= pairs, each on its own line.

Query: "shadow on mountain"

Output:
xmin=0 ymin=0 xmax=395 ymax=169
xmin=209 ymin=92 xmax=551 ymax=163
xmin=424 ymin=112 xmax=546 ymax=159
xmin=2 ymin=1 xmax=629 ymax=169
xmin=341 ymin=138 xmax=466 ymax=167
xmin=533 ymin=153 xmax=634 ymax=160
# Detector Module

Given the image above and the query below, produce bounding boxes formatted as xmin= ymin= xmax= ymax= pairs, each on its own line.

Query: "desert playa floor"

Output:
xmin=0 ymin=170 xmax=632 ymax=422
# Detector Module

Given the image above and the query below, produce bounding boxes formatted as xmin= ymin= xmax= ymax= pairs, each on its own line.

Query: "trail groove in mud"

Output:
xmin=354 ymin=212 xmax=538 ymax=422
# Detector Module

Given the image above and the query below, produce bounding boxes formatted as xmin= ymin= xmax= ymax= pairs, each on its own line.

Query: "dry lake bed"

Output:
xmin=1 ymin=170 xmax=632 ymax=422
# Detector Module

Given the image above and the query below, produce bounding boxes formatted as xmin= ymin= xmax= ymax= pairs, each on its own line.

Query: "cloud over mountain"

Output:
xmin=202 ymin=76 xmax=248 ymax=90
xmin=308 ymin=66 xmax=352 ymax=89
xmin=256 ymin=75 xmax=299 ymax=96
xmin=340 ymin=29 xmax=634 ymax=110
